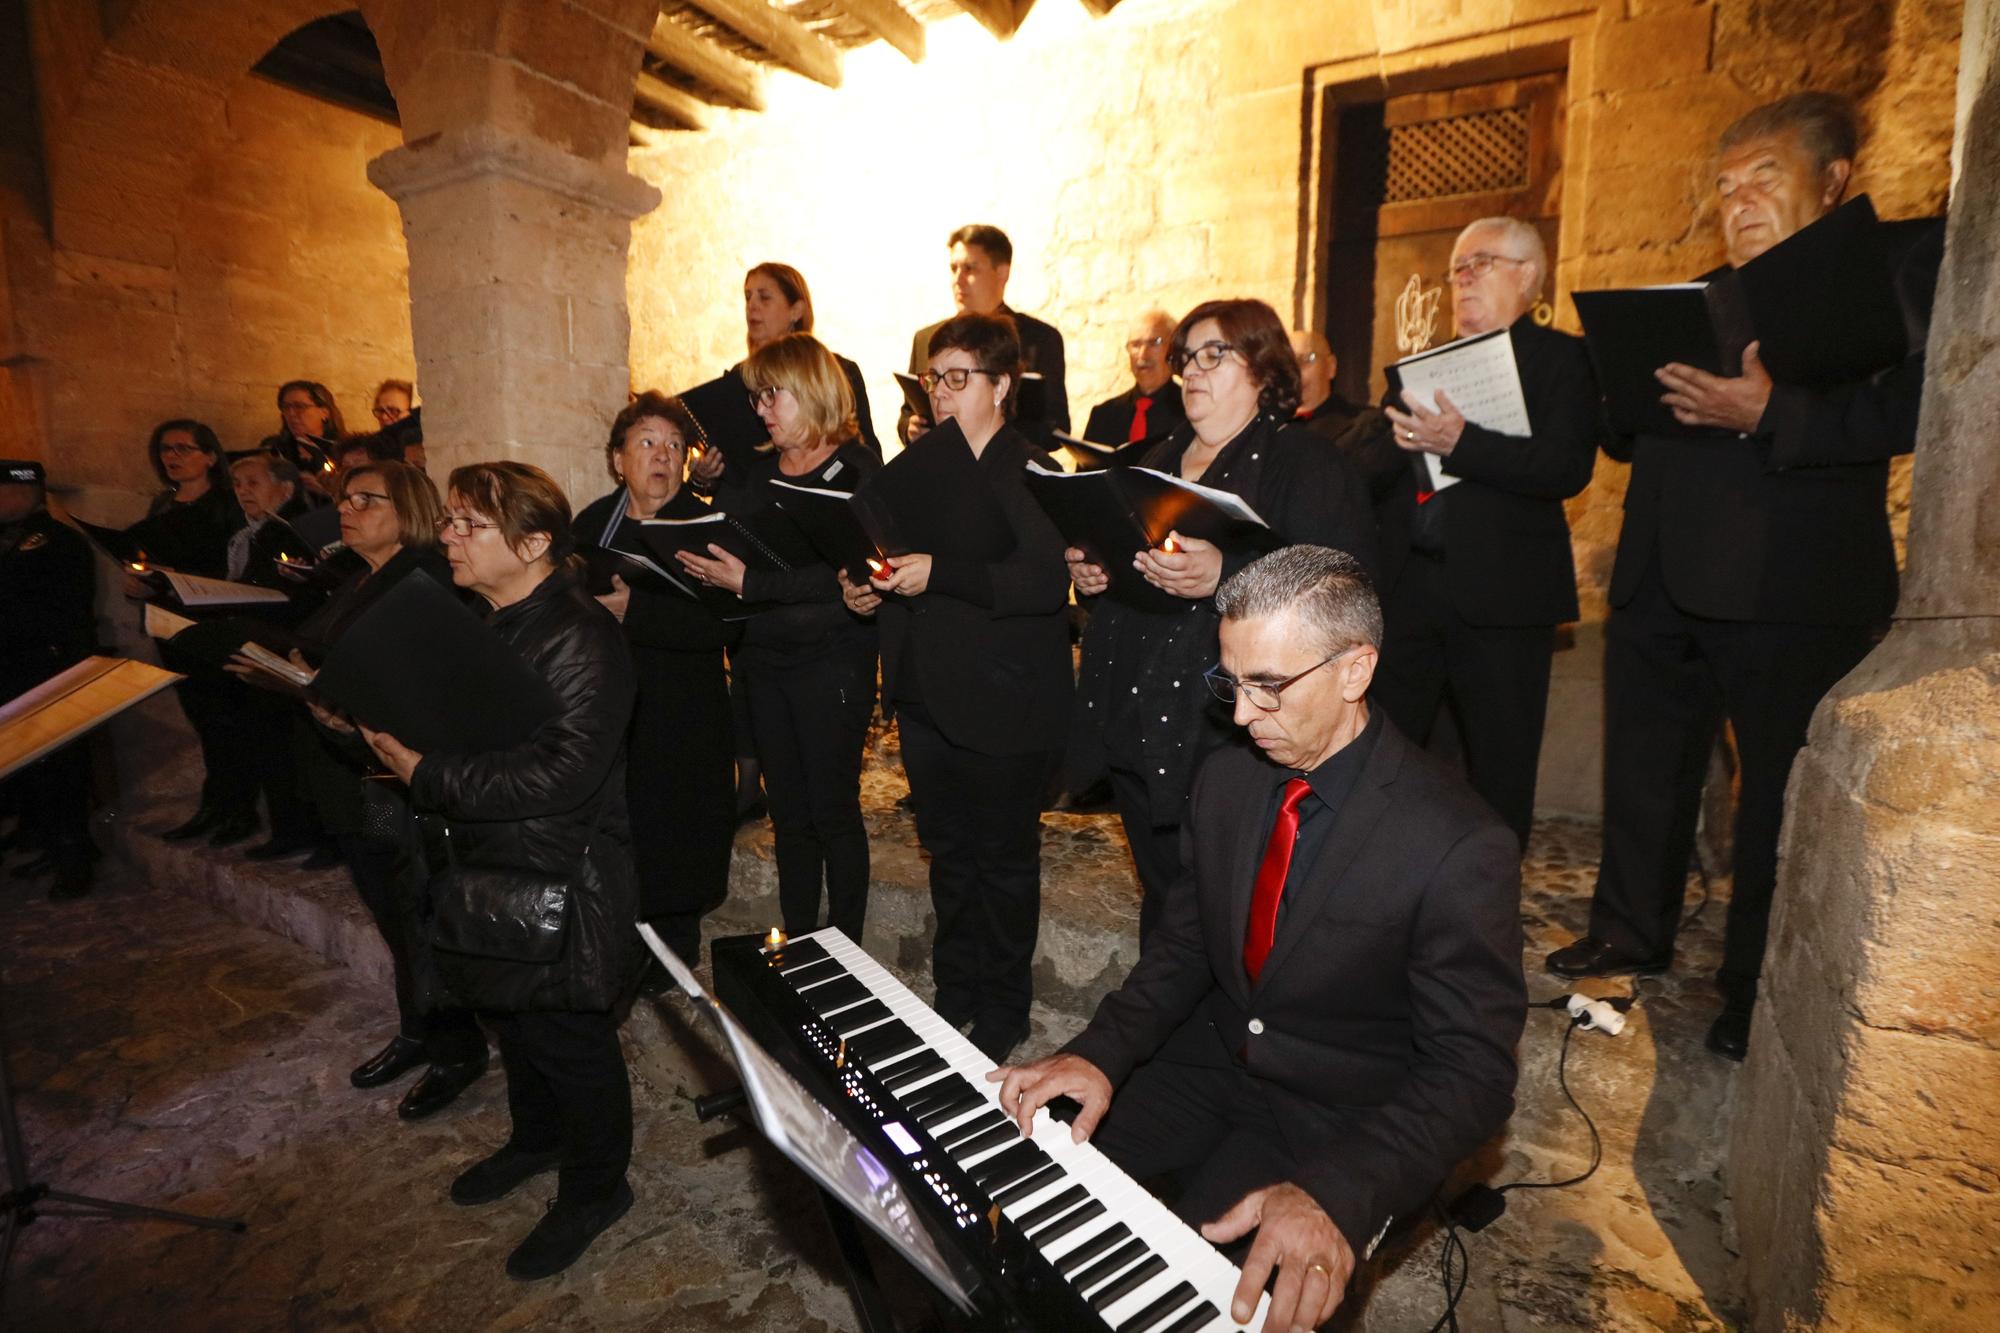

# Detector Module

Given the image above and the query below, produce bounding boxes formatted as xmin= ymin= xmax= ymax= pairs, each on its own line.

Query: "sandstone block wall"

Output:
xmin=625 ymin=0 xmax=1958 ymax=620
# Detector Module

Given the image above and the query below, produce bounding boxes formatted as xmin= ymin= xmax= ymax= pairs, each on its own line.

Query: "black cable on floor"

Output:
xmin=1498 ymin=1018 xmax=1602 ymax=1196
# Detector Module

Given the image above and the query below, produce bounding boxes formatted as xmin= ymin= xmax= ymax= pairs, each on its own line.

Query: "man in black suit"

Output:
xmin=1363 ymin=217 xmax=1602 ymax=848
xmin=900 ymin=224 xmax=1068 ymax=448
xmin=1082 ymin=309 xmax=1183 ymax=452
xmin=994 ymin=546 xmax=1525 ymax=1332
xmin=1546 ymin=92 xmax=1943 ymax=1061
xmin=1289 ymin=329 xmax=1374 ymax=444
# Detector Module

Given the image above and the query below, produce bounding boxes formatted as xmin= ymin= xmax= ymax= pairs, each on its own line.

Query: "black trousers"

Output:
xmin=166 ymin=654 xmax=258 ymax=816
xmin=626 ymin=646 xmax=735 ymax=961
xmin=1105 ymin=761 xmax=1183 ymax=943
xmin=745 ymin=641 xmax=876 ymax=941
xmin=1592 ymin=561 xmax=1874 ymax=1007
xmin=896 ymin=705 xmax=1051 ymax=1032
xmin=485 ymin=1009 xmax=631 ymax=1207
xmin=3 ymin=742 xmax=92 ymax=876
xmin=1371 ymin=552 xmax=1553 ymax=849
xmin=244 ymin=694 xmax=320 ymax=844
xmin=342 ymin=832 xmax=484 ymax=1063
xmin=1093 ymin=1056 xmax=1296 ymax=1230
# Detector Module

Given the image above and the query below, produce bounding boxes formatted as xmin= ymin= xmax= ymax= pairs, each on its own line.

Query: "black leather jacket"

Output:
xmin=408 ymin=565 xmax=642 ymax=1011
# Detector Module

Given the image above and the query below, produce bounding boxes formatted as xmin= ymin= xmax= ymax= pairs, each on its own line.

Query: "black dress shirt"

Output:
xmin=1267 ymin=706 xmax=1383 ymax=930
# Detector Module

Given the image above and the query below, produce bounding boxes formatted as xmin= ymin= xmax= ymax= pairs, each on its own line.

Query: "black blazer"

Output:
xmin=1606 ymin=219 xmax=1944 ymax=625
xmin=903 ymin=305 xmax=1070 ymax=445
xmin=1063 ymin=720 xmax=1526 ymax=1251
xmin=869 ymin=424 xmax=1072 ymax=756
xmin=1356 ymin=318 xmax=1601 ymax=626
xmin=1084 ymin=382 xmax=1185 ymax=450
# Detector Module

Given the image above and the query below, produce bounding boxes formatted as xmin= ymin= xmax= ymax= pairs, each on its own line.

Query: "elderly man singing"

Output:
xmin=995 ymin=546 xmax=1526 ymax=1332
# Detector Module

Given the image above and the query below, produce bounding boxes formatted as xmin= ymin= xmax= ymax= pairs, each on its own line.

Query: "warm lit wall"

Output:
xmin=626 ymin=0 xmax=1959 ymax=619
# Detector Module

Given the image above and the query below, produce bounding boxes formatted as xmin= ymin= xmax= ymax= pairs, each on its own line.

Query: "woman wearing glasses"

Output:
xmin=363 ymin=461 xmax=641 ymax=1281
xmin=260 ymin=380 xmax=346 ymax=491
xmin=575 ymin=392 xmax=739 ymax=987
xmin=679 ymin=335 xmax=879 ymax=945
xmin=1068 ymin=298 xmax=1378 ymax=939
xmin=838 ymin=313 xmax=1071 ymax=1063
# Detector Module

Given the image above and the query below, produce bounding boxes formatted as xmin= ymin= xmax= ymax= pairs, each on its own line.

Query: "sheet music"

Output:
xmin=143 ymin=603 xmax=198 ymax=639
xmin=160 ymin=569 xmax=290 ymax=607
xmin=1391 ymin=329 xmax=1532 ymax=492
xmin=0 ymin=657 xmax=182 ymax=780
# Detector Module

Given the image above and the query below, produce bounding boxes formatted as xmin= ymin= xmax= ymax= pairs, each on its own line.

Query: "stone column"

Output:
xmin=367 ymin=127 xmax=660 ymax=504
xmin=1727 ymin=2 xmax=2000 ymax=1328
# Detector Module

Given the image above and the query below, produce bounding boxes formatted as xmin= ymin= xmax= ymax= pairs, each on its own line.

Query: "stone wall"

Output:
xmin=625 ymin=0 xmax=1959 ymax=619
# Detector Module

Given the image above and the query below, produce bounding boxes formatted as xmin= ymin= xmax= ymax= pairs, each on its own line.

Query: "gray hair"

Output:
xmin=1719 ymin=91 xmax=1859 ymax=175
xmin=1458 ymin=216 xmax=1547 ymax=293
xmin=1215 ymin=546 xmax=1382 ymax=653
xmin=234 ymin=450 xmax=301 ymax=491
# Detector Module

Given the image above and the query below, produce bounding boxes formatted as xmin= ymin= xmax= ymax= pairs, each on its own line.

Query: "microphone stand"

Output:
xmin=0 ymin=975 xmax=246 ymax=1303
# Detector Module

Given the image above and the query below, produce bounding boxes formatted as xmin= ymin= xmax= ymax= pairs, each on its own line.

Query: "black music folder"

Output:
xmin=1022 ymin=461 xmax=1275 ymax=612
xmin=634 ymin=510 xmax=813 ymax=620
xmin=1051 ymin=431 xmax=1149 ymax=471
xmin=312 ymin=569 xmax=560 ymax=755
xmin=1574 ymin=194 xmax=1907 ymax=436
xmin=678 ymin=370 xmax=767 ymax=460
xmin=857 ymin=417 xmax=1013 ymax=565
xmin=578 ymin=543 xmax=692 ymax=600
xmin=768 ymin=481 xmax=907 ymax=584
xmin=893 ymin=372 xmax=932 ymax=428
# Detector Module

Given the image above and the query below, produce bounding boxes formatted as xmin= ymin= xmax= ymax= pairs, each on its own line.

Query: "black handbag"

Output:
xmin=427 ymin=860 xmax=571 ymax=963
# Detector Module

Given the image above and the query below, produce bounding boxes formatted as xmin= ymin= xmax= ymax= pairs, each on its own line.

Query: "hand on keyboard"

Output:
xmin=986 ymin=1053 xmax=1113 ymax=1143
xmin=1202 ymin=1183 xmax=1352 ymax=1332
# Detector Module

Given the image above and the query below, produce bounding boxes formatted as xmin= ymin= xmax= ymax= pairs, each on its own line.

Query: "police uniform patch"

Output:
xmin=18 ymin=532 xmax=46 ymax=551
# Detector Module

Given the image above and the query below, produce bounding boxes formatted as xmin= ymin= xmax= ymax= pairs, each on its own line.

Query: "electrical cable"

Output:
xmin=1424 ymin=1198 xmax=1471 ymax=1333
xmin=1494 ymin=1018 xmax=1601 ymax=1196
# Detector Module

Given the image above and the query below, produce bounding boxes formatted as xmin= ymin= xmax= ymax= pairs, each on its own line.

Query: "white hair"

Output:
xmin=1458 ymin=217 xmax=1547 ymax=293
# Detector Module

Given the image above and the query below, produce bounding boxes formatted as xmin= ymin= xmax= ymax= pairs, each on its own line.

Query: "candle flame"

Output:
xmin=766 ymin=927 xmax=786 ymax=949
xmin=1161 ymin=536 xmax=1179 ymax=554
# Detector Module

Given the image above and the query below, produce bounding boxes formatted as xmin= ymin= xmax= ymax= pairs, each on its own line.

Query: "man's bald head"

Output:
xmin=1290 ymin=329 xmax=1335 ymax=414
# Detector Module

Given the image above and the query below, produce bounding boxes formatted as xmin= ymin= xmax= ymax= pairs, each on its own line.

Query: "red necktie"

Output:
xmin=1128 ymin=395 xmax=1153 ymax=444
xmin=1243 ymin=778 xmax=1312 ymax=984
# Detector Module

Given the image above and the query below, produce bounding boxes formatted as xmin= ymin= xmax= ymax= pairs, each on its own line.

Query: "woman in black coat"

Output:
xmin=1068 ymin=299 xmax=1380 ymax=940
xmin=681 ymin=334 xmax=879 ymax=943
xmin=363 ymin=461 xmax=640 ymax=1282
xmin=840 ymin=313 xmax=1072 ymax=1063
xmin=575 ymin=392 xmax=738 ymax=985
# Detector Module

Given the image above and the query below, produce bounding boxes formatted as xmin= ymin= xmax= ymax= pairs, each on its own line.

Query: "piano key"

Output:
xmin=771 ymin=938 xmax=828 ymax=969
xmin=1100 ymin=1264 xmax=1202 ymax=1330
xmin=1118 ymin=1281 xmax=1201 ymax=1333
xmin=1070 ymin=1236 xmax=1149 ymax=1293
xmin=877 ymin=1050 xmax=947 ymax=1091
xmin=1054 ymin=1222 xmax=1133 ymax=1277
xmin=989 ymin=1161 xmax=1064 ymax=1209
xmin=800 ymin=974 xmax=870 ymax=1014
xmin=845 ymin=1018 xmax=918 ymax=1059
xmin=1090 ymin=1254 xmax=1168 ymax=1311
xmin=967 ymin=1140 xmax=1047 ymax=1190
xmin=904 ymin=1076 xmax=982 ymax=1117
xmin=780 ymin=956 xmax=845 ymax=987
xmin=935 ymin=1109 xmax=1011 ymax=1153
xmin=1028 ymin=1197 xmax=1107 ymax=1245
xmin=1158 ymin=1302 xmax=1222 ymax=1333
xmin=829 ymin=999 xmax=893 ymax=1038
xmin=916 ymin=1093 xmax=986 ymax=1134
xmin=949 ymin=1121 xmax=1021 ymax=1161
xmin=1015 ymin=1185 xmax=1090 ymax=1232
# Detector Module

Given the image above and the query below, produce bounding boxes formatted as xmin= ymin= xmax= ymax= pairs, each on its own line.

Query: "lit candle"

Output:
xmin=866 ymin=556 xmax=895 ymax=578
xmin=1160 ymin=535 xmax=1179 ymax=554
xmin=766 ymin=927 xmax=786 ymax=949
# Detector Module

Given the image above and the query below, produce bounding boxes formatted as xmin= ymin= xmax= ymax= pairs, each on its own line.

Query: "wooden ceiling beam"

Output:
xmin=686 ymin=0 xmax=844 ymax=88
xmin=633 ymin=71 xmax=710 ymax=130
xmin=646 ymin=11 xmax=766 ymax=111
xmin=943 ymin=0 xmax=1020 ymax=38
xmin=835 ymin=0 xmax=925 ymax=63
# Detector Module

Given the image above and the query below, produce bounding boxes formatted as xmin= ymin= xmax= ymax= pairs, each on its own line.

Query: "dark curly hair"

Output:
xmin=603 ymin=390 xmax=701 ymax=484
xmin=1172 ymin=298 xmax=1301 ymax=421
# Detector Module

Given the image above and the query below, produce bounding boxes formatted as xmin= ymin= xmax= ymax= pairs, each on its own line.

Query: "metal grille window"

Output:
xmin=1384 ymin=107 xmax=1531 ymax=202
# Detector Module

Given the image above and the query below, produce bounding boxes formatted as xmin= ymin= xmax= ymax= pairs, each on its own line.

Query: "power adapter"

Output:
xmin=1448 ymin=1183 xmax=1507 ymax=1232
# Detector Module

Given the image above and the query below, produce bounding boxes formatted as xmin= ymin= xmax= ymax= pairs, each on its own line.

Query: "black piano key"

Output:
xmin=990 ymin=1161 xmax=1065 ymax=1208
xmin=968 ymin=1140 xmax=1046 ymax=1189
xmin=1089 ymin=1255 xmax=1168 ymax=1312
xmin=848 ymin=1022 xmax=921 ymax=1064
xmin=1069 ymin=1236 xmax=1149 ymax=1293
xmin=914 ymin=1087 xmax=984 ymax=1129
xmin=1015 ymin=1184 xmax=1089 ymax=1231
xmin=781 ymin=956 xmax=845 ymax=988
xmin=772 ymin=939 xmax=828 ymax=969
xmin=829 ymin=1000 xmax=892 ymax=1038
xmin=903 ymin=1076 xmax=980 ymax=1117
xmin=1054 ymin=1222 xmax=1133 ymax=1276
xmin=1157 ymin=1300 xmax=1221 ymax=1333
xmin=950 ymin=1121 xmax=1020 ymax=1160
xmin=801 ymin=974 xmax=870 ymax=1014
xmin=1118 ymin=1281 xmax=1200 ymax=1333
xmin=935 ymin=1109 xmax=1010 ymax=1153
xmin=879 ymin=1050 xmax=947 ymax=1092
xmin=1028 ymin=1198 xmax=1106 ymax=1245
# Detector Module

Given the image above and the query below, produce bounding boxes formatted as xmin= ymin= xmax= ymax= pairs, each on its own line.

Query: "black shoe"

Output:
xmin=968 ymin=1020 xmax=1029 ymax=1064
xmin=162 ymin=805 xmax=222 ymax=841
xmin=206 ymin=812 xmax=260 ymax=848
xmin=505 ymin=1181 xmax=634 ymax=1280
xmin=450 ymin=1143 xmax=563 ymax=1206
xmin=350 ymin=1034 xmax=429 ymax=1089
xmin=245 ymin=837 xmax=313 ymax=862
xmin=299 ymin=844 xmax=344 ymax=871
xmin=1706 ymin=1008 xmax=1752 ymax=1062
xmin=1545 ymin=935 xmax=1671 ymax=979
xmin=397 ymin=1052 xmax=488 ymax=1120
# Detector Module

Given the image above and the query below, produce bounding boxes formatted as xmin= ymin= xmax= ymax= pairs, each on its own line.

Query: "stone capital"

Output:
xmin=366 ymin=125 xmax=661 ymax=220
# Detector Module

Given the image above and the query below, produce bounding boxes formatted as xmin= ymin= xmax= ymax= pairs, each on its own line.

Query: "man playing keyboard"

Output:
xmin=993 ymin=545 xmax=1527 ymax=1331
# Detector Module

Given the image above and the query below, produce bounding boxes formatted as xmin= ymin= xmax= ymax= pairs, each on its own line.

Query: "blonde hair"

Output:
xmin=741 ymin=332 xmax=858 ymax=451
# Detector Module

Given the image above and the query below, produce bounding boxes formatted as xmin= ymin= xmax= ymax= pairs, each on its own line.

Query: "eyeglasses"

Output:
xmin=1447 ymin=253 xmax=1531 ymax=283
xmin=1125 ymin=335 xmax=1166 ymax=352
xmin=279 ymin=399 xmax=320 ymax=413
xmin=1172 ymin=341 xmax=1238 ymax=373
xmin=339 ymin=491 xmax=393 ymax=511
xmin=156 ymin=443 xmax=204 ymax=458
xmin=748 ymin=386 xmax=783 ymax=410
xmin=1203 ymin=647 xmax=1356 ymax=711
xmin=919 ymin=368 xmax=1003 ymax=393
xmin=435 ymin=514 xmax=502 ymax=536
xmin=371 ymin=405 xmax=407 ymax=423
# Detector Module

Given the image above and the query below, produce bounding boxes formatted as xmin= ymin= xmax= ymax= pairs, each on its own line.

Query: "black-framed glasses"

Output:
xmin=156 ymin=443 xmax=204 ymax=457
xmin=1447 ymin=253 xmax=1531 ymax=283
xmin=1203 ymin=647 xmax=1357 ymax=711
xmin=338 ymin=490 xmax=393 ymax=511
xmin=918 ymin=367 xmax=1003 ymax=393
xmin=1172 ymin=341 xmax=1237 ymax=373
xmin=748 ymin=385 xmax=783 ymax=410
xmin=435 ymin=514 xmax=502 ymax=537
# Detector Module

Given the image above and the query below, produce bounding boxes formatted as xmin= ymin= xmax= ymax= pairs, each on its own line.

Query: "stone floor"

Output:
xmin=0 ymin=713 xmax=1750 ymax=1331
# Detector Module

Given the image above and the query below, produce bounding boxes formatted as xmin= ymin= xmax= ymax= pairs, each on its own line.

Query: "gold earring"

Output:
xmin=1531 ymin=298 xmax=1555 ymax=327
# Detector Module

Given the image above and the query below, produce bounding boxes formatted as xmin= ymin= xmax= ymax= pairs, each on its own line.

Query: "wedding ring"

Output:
xmin=1305 ymin=1260 xmax=1332 ymax=1279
